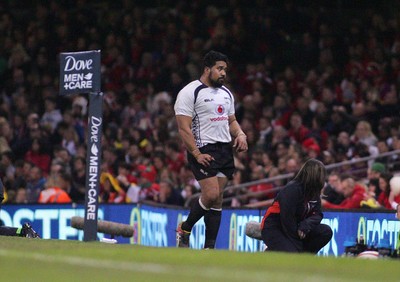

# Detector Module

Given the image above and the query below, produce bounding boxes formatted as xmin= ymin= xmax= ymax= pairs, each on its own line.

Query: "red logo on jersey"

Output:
xmin=215 ymin=104 xmax=225 ymax=115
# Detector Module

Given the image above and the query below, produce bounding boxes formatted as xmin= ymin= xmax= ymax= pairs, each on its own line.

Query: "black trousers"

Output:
xmin=262 ymin=223 xmax=332 ymax=254
xmin=302 ymin=224 xmax=333 ymax=253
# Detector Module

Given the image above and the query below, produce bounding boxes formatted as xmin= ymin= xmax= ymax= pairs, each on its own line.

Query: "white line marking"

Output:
xmin=0 ymin=249 xmax=167 ymax=273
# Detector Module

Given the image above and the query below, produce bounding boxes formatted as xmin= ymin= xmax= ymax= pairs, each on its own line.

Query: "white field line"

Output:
xmin=0 ymin=249 xmax=167 ymax=274
xmin=0 ymin=248 xmax=267 ymax=281
xmin=0 ymin=249 xmax=362 ymax=282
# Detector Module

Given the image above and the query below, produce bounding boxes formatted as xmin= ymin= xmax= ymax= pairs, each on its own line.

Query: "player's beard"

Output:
xmin=209 ymin=74 xmax=224 ymax=88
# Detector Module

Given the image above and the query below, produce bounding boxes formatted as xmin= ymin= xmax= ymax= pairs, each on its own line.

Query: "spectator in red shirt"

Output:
xmin=24 ymin=138 xmax=51 ymax=175
xmin=322 ymin=175 xmax=366 ymax=209
xmin=165 ymin=140 xmax=185 ymax=175
xmin=248 ymin=164 xmax=275 ymax=204
xmin=288 ymin=112 xmax=310 ymax=144
xmin=376 ymin=172 xmax=392 ymax=209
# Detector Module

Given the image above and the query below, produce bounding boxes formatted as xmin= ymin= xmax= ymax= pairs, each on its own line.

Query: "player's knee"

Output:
xmin=214 ymin=191 xmax=223 ymax=207
xmin=203 ymin=188 xmax=220 ymax=205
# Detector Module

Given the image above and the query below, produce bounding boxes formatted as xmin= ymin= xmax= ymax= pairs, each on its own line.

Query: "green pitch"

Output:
xmin=0 ymin=237 xmax=399 ymax=282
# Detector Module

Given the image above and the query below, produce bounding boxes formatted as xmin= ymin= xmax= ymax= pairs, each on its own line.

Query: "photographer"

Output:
xmin=261 ymin=159 xmax=332 ymax=253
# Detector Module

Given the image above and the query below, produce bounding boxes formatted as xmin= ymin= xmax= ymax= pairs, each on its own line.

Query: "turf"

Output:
xmin=0 ymin=237 xmax=399 ymax=282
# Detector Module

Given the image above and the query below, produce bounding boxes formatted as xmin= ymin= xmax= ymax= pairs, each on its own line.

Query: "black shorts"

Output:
xmin=188 ymin=142 xmax=235 ymax=181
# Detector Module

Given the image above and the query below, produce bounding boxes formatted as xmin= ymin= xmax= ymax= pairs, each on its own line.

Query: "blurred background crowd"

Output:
xmin=1 ymin=0 xmax=400 ymax=209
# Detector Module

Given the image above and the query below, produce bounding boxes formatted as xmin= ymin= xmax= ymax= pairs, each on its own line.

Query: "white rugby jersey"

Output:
xmin=174 ymin=80 xmax=235 ymax=148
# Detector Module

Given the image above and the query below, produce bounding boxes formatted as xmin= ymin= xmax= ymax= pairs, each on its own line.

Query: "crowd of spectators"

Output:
xmin=1 ymin=0 xmax=400 ymax=209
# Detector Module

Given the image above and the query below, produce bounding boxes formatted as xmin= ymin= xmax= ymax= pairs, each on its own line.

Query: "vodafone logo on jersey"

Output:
xmin=210 ymin=116 xmax=228 ymax=122
xmin=215 ymin=104 xmax=225 ymax=115
xmin=210 ymin=104 xmax=228 ymax=122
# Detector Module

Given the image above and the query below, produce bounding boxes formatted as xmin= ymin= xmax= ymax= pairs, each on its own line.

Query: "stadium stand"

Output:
xmin=0 ymin=0 xmax=400 ymax=210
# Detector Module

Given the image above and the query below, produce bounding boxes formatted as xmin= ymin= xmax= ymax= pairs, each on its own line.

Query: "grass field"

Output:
xmin=0 ymin=237 xmax=399 ymax=282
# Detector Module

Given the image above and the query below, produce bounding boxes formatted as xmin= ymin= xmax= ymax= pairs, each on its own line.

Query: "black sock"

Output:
xmin=0 ymin=226 xmax=21 ymax=236
xmin=182 ymin=198 xmax=208 ymax=232
xmin=204 ymin=209 xmax=222 ymax=249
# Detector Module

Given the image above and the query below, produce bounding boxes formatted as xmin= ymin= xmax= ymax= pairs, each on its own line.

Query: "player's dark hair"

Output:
xmin=203 ymin=50 xmax=228 ymax=68
xmin=294 ymin=158 xmax=327 ymax=201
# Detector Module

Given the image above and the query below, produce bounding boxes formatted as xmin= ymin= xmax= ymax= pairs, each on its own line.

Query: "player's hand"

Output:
xmin=196 ymin=153 xmax=214 ymax=167
xmin=233 ymin=134 xmax=248 ymax=152
xmin=298 ymin=230 xmax=306 ymax=239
